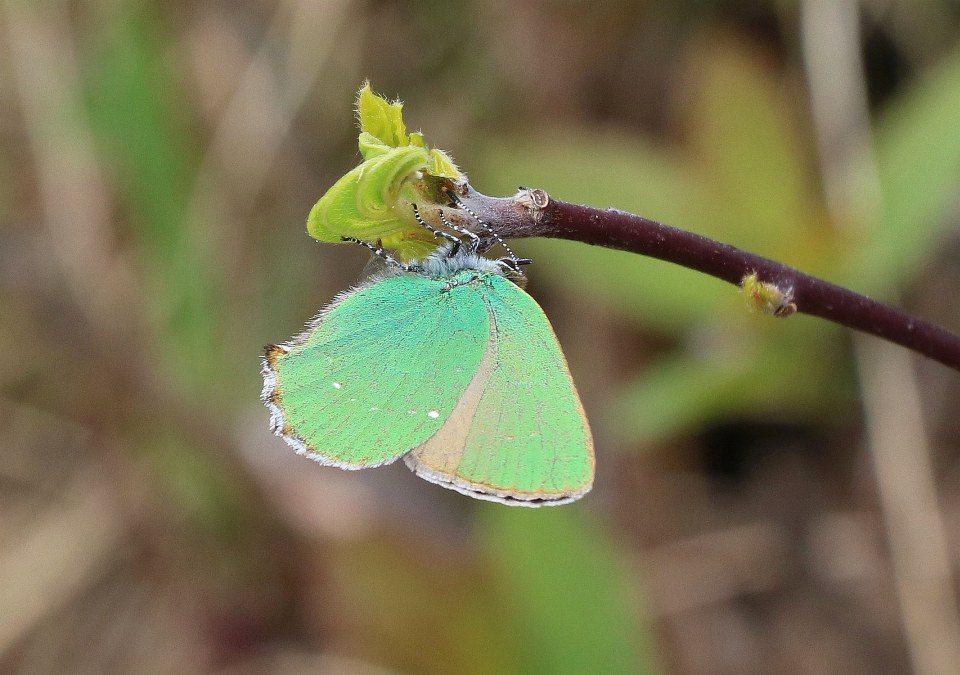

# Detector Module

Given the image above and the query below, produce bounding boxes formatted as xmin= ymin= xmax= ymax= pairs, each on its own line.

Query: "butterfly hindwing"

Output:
xmin=406 ymin=274 xmax=595 ymax=505
xmin=263 ymin=273 xmax=490 ymax=468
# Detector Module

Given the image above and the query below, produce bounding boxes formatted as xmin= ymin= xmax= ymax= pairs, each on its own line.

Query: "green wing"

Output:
xmin=262 ymin=274 xmax=489 ymax=468
xmin=405 ymin=275 xmax=595 ymax=506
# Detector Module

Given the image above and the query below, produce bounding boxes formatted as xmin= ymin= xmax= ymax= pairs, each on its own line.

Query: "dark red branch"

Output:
xmin=455 ymin=186 xmax=960 ymax=372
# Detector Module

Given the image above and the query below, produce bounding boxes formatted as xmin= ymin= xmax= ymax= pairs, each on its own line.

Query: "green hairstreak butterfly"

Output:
xmin=261 ymin=207 xmax=594 ymax=506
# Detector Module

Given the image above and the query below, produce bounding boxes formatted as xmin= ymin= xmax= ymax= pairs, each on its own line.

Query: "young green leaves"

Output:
xmin=307 ymin=83 xmax=464 ymax=261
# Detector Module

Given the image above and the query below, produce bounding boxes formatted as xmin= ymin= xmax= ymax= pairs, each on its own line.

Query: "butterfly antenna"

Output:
xmin=446 ymin=191 xmax=526 ymax=266
xmin=341 ymin=236 xmax=421 ymax=273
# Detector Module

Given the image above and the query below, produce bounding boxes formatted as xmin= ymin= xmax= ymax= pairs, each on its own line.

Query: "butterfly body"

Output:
xmin=262 ymin=244 xmax=594 ymax=506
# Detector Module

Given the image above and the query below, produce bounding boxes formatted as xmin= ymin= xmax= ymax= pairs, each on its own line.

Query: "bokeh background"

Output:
xmin=3 ymin=1 xmax=960 ymax=673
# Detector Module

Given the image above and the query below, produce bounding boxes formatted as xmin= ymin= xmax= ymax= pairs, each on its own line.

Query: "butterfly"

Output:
xmin=262 ymin=202 xmax=593 ymax=506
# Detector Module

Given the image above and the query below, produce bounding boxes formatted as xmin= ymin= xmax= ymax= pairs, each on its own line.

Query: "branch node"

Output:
xmin=741 ymin=272 xmax=796 ymax=318
xmin=515 ymin=187 xmax=550 ymax=223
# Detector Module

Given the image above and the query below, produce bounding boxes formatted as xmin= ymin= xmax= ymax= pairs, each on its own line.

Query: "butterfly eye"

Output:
xmin=495 ymin=257 xmax=532 ymax=288
xmin=497 ymin=257 xmax=533 ymax=273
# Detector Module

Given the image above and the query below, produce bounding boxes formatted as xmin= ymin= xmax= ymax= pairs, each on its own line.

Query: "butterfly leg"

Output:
xmin=446 ymin=191 xmax=530 ymax=270
xmin=438 ymin=211 xmax=481 ymax=252
xmin=340 ymin=236 xmax=423 ymax=273
xmin=411 ymin=203 xmax=461 ymax=255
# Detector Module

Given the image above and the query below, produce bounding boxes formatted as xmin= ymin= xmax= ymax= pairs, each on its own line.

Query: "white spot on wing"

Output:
xmin=332 ymin=381 xmax=342 ymax=389
xmin=427 ymin=410 xmax=440 ymax=419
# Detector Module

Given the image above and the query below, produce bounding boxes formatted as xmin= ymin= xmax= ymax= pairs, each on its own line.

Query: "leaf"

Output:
xmin=306 ymin=82 xmax=463 ymax=260
xmin=307 ymin=146 xmax=431 ymax=242
xmin=357 ymin=81 xmax=410 ymax=151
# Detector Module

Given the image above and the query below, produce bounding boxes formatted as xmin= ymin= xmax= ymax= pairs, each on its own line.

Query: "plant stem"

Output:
xmin=455 ymin=185 xmax=960 ymax=372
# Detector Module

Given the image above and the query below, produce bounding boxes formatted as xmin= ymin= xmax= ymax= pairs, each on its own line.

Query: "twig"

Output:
xmin=455 ymin=186 xmax=960 ymax=371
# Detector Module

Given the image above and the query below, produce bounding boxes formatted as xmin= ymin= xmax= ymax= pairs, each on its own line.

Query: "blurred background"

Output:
xmin=3 ymin=0 xmax=960 ymax=673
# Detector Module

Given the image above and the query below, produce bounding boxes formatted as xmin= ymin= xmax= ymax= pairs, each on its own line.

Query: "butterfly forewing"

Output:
xmin=264 ymin=274 xmax=490 ymax=468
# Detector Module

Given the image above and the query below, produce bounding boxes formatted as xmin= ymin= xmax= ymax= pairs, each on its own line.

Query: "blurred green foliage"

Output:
xmin=84 ymin=3 xmax=219 ymax=391
xmin=478 ymin=506 xmax=656 ymax=674
xmin=329 ymin=504 xmax=652 ymax=674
